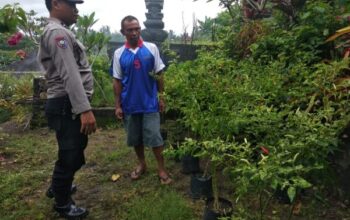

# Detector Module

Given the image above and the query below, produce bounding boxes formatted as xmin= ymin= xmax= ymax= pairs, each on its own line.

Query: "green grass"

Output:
xmin=0 ymin=131 xmax=55 ymax=219
xmin=1 ymin=126 xmax=349 ymax=219
xmin=0 ymin=127 xmax=199 ymax=220
xmin=126 ymin=188 xmax=194 ymax=220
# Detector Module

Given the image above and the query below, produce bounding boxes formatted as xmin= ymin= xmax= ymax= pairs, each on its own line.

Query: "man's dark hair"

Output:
xmin=120 ymin=15 xmax=139 ymax=31
xmin=45 ymin=0 xmax=52 ymax=11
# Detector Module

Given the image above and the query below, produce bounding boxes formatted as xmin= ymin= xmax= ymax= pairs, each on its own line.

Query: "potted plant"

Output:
xmin=190 ymin=159 xmax=212 ymax=199
xmin=181 ymin=138 xmax=234 ymax=219
xmin=182 ymin=154 xmax=201 ymax=174
xmin=165 ymin=138 xmax=201 ymax=174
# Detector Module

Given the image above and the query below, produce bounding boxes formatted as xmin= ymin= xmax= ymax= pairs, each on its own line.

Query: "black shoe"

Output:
xmin=54 ymin=203 xmax=88 ymax=219
xmin=46 ymin=184 xmax=77 ymax=199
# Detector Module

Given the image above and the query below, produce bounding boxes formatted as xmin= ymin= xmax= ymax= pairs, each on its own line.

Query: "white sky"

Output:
xmin=1 ymin=0 xmax=224 ymax=35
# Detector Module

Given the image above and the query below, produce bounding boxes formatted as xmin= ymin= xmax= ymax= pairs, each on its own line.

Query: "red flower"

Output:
xmin=7 ymin=32 xmax=23 ymax=46
xmin=260 ymin=146 xmax=269 ymax=155
xmin=7 ymin=37 xmax=18 ymax=46
xmin=15 ymin=32 xmax=23 ymax=40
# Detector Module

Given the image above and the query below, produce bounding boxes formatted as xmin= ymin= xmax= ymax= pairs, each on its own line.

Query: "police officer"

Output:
xmin=38 ymin=0 xmax=96 ymax=218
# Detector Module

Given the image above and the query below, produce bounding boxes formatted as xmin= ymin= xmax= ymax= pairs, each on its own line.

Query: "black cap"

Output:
xmin=65 ymin=0 xmax=84 ymax=3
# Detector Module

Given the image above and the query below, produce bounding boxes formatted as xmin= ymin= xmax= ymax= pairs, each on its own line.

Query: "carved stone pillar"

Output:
xmin=31 ymin=76 xmax=47 ymax=128
xmin=141 ymin=0 xmax=168 ymax=43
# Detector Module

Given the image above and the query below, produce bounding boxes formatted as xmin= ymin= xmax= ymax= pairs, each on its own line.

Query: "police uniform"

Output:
xmin=38 ymin=16 xmax=93 ymax=207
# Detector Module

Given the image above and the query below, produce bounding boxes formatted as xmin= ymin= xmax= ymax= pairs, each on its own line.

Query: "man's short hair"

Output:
xmin=45 ymin=0 xmax=52 ymax=11
xmin=121 ymin=15 xmax=139 ymax=31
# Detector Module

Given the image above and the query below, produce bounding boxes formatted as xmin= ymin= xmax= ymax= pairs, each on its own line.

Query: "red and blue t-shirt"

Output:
xmin=112 ymin=39 xmax=165 ymax=114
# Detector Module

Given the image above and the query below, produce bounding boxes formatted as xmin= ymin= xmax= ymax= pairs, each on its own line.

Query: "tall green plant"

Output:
xmin=164 ymin=0 xmax=350 ymax=218
xmin=0 ymin=73 xmax=35 ymax=124
xmin=73 ymin=12 xmax=111 ymax=106
xmin=165 ymin=43 xmax=350 ymax=217
xmin=74 ymin=12 xmax=110 ymax=57
xmin=0 ymin=3 xmax=26 ymax=33
xmin=90 ymin=55 xmax=114 ymax=107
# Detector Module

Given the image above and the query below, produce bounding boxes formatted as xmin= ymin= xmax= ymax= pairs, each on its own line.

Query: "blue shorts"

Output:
xmin=123 ymin=112 xmax=164 ymax=148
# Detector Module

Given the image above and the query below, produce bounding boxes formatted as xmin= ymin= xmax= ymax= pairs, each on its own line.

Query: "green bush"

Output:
xmin=0 ymin=72 xmax=34 ymax=123
xmin=90 ymin=55 xmax=114 ymax=107
xmin=0 ymin=49 xmax=17 ymax=70
xmin=165 ymin=42 xmax=350 ymax=217
xmin=0 ymin=108 xmax=11 ymax=123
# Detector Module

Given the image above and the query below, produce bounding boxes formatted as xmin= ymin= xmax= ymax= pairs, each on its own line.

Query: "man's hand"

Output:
xmin=115 ymin=107 xmax=124 ymax=120
xmin=80 ymin=110 xmax=97 ymax=135
xmin=159 ymin=97 xmax=166 ymax=113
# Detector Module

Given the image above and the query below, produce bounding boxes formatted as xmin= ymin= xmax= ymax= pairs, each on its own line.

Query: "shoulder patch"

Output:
xmin=55 ymin=36 xmax=68 ymax=49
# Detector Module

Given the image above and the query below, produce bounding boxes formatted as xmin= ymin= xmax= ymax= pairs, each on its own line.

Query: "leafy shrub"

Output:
xmin=219 ymin=0 xmax=343 ymax=63
xmin=0 ymin=72 xmax=34 ymax=123
xmin=0 ymin=48 xmax=22 ymax=70
xmin=0 ymin=3 xmax=26 ymax=33
xmin=90 ymin=55 xmax=114 ymax=107
xmin=0 ymin=108 xmax=11 ymax=123
xmin=165 ymin=43 xmax=350 ymax=217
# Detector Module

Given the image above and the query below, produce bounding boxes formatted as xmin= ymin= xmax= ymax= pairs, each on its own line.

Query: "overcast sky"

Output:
xmin=2 ymin=0 xmax=224 ymax=34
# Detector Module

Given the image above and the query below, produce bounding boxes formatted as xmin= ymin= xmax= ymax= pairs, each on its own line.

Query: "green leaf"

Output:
xmin=301 ymin=12 xmax=311 ymax=20
xmin=293 ymin=177 xmax=312 ymax=189
xmin=314 ymin=6 xmax=325 ymax=14
xmin=292 ymin=153 xmax=300 ymax=163
xmin=287 ymin=187 xmax=296 ymax=202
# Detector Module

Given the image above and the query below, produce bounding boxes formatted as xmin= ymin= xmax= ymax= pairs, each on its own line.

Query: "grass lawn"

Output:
xmin=0 ymin=125 xmax=201 ymax=220
xmin=1 ymin=122 xmax=350 ymax=219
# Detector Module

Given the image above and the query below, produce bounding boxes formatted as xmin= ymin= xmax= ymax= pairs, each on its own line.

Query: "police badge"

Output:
xmin=55 ymin=36 xmax=68 ymax=49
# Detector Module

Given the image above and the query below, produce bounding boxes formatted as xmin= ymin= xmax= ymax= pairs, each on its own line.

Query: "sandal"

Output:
xmin=159 ymin=175 xmax=173 ymax=185
xmin=130 ymin=167 xmax=146 ymax=180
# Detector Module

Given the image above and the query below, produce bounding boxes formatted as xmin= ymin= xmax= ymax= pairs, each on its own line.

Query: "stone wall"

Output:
xmin=108 ymin=41 xmax=204 ymax=64
xmin=6 ymin=41 xmax=205 ymax=74
xmin=2 ymin=51 xmax=43 ymax=72
xmin=30 ymin=79 xmax=119 ymax=128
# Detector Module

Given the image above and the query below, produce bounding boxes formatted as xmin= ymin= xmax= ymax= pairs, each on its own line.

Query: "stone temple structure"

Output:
xmin=141 ymin=0 xmax=168 ymax=43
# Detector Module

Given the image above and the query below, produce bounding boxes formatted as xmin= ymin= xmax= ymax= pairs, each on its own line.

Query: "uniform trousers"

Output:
xmin=46 ymin=97 xmax=88 ymax=206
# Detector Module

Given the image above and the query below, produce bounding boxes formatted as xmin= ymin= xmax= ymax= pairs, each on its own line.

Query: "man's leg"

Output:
xmin=133 ymin=144 xmax=147 ymax=172
xmin=45 ymin=184 xmax=77 ymax=199
xmin=126 ymin=114 xmax=147 ymax=179
xmin=152 ymin=146 xmax=172 ymax=184
xmin=151 ymin=146 xmax=166 ymax=176
xmin=52 ymin=116 xmax=88 ymax=218
xmin=51 ymin=152 xmax=74 ymax=206
xmin=52 ymin=147 xmax=85 ymax=205
xmin=143 ymin=113 xmax=172 ymax=184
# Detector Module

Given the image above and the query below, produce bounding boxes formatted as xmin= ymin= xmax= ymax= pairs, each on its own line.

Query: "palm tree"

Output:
xmin=198 ymin=16 xmax=215 ymax=40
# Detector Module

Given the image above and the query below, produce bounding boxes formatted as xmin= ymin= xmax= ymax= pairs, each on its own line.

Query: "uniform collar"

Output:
xmin=47 ymin=17 xmax=68 ymax=28
xmin=125 ymin=38 xmax=143 ymax=49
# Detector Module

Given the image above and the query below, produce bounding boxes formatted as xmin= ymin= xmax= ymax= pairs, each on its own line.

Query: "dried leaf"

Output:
xmin=326 ymin=26 xmax=350 ymax=42
xmin=111 ymin=174 xmax=121 ymax=182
